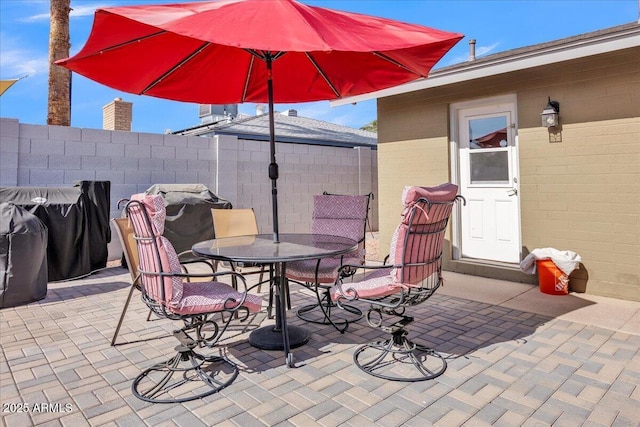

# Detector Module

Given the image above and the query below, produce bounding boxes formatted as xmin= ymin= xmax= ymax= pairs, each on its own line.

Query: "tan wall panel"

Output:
xmin=378 ymin=103 xmax=449 ymax=143
xmin=519 ymin=117 xmax=639 ymax=300
xmin=377 ymin=137 xmax=450 ymax=251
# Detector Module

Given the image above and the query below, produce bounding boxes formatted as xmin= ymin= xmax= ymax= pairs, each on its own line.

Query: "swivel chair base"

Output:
xmin=353 ymin=330 xmax=447 ymax=382
xmin=132 ymin=343 xmax=238 ymax=403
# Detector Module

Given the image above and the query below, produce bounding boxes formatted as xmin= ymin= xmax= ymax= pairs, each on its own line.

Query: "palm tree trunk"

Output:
xmin=47 ymin=0 xmax=71 ymax=126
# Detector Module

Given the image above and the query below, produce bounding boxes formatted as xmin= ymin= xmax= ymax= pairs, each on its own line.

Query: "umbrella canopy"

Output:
xmin=58 ymin=0 xmax=463 ymax=240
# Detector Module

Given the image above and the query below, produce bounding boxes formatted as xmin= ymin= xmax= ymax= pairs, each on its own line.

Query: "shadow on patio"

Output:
xmin=1 ymin=266 xmax=638 ymax=426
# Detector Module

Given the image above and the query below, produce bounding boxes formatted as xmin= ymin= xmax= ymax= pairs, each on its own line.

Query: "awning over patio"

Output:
xmin=0 ymin=77 xmax=25 ymax=96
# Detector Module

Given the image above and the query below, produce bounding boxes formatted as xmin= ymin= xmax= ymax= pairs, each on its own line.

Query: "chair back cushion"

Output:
xmin=312 ymin=194 xmax=369 ymax=262
xmin=212 ymin=208 xmax=258 ymax=238
xmin=127 ymin=194 xmax=183 ymax=305
xmin=389 ymin=183 xmax=458 ymax=285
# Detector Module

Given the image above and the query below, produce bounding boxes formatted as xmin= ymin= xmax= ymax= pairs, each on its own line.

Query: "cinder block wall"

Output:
xmin=376 ymin=102 xmax=452 ymax=250
xmin=0 ymin=119 xmax=218 ymax=220
xmin=0 ymin=118 xmax=378 ymax=260
xmin=517 ymin=48 xmax=639 ymax=301
xmin=214 ymin=135 xmax=377 ymax=235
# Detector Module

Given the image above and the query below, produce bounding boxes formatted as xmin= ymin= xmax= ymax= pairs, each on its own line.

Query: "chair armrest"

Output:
xmin=334 ymin=262 xmax=394 ymax=300
xmin=333 ymin=262 xmax=406 ymax=307
xmin=336 ymin=262 xmax=391 ymax=278
xmin=177 ymin=250 xmax=216 ymax=277
xmin=206 ymin=270 xmax=251 ymax=294
xmin=146 ymin=269 xmax=252 ymax=294
xmin=177 ymin=250 xmax=213 ymax=265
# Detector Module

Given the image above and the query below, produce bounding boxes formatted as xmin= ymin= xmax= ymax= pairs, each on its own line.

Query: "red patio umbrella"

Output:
xmin=58 ymin=0 xmax=463 ymax=242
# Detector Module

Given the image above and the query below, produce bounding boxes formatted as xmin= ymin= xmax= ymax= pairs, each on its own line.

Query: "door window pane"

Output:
xmin=468 ymin=115 xmax=510 ymax=183
xmin=470 ymin=151 xmax=509 ymax=183
xmin=469 ymin=116 xmax=508 ymax=149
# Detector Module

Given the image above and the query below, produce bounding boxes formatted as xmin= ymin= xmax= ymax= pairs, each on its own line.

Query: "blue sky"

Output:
xmin=1 ymin=0 xmax=638 ymax=133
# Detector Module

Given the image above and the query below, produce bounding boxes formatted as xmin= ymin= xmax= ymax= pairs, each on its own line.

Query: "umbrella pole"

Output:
xmin=266 ymin=56 xmax=280 ymax=243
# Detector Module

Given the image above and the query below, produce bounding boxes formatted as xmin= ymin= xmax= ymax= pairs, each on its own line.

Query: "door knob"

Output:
xmin=507 ymin=189 xmax=518 ymax=196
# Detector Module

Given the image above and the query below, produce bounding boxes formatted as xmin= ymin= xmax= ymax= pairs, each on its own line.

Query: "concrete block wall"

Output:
xmin=519 ymin=117 xmax=640 ymax=300
xmin=0 ymin=118 xmax=19 ymax=186
xmin=1 ymin=118 xmax=378 ymax=260
xmin=216 ymin=134 xmax=377 ymax=235
xmin=0 ymin=118 xmax=217 ymax=221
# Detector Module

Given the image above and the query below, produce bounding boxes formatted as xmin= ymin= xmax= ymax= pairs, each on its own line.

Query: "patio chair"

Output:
xmin=331 ymin=184 xmax=464 ymax=381
xmin=110 ymin=208 xmax=215 ymax=346
xmin=211 ymin=208 xmax=268 ymax=287
xmin=211 ymin=208 xmax=278 ymax=316
xmin=286 ymin=192 xmax=372 ymax=333
xmin=110 ymin=217 xmax=143 ymax=346
xmin=126 ymin=194 xmax=262 ymax=403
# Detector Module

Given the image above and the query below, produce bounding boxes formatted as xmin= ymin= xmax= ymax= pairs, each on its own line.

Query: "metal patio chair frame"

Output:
xmin=332 ymin=184 xmax=464 ymax=381
xmin=287 ymin=192 xmax=372 ymax=333
xmin=125 ymin=195 xmax=262 ymax=403
xmin=111 ymin=200 xmax=216 ymax=346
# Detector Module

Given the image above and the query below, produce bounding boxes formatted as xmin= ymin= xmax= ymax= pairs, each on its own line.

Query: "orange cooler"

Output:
xmin=537 ymin=259 xmax=569 ymax=295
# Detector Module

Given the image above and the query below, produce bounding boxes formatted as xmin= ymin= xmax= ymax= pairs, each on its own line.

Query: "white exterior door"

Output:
xmin=454 ymin=97 xmax=521 ymax=263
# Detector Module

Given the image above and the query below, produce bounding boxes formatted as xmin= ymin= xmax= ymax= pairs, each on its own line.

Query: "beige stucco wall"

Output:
xmin=377 ymin=46 xmax=640 ymax=301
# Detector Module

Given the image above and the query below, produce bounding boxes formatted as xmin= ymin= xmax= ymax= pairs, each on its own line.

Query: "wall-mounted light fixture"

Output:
xmin=541 ymin=97 xmax=560 ymax=128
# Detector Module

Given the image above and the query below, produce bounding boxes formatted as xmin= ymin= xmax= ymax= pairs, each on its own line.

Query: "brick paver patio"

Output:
xmin=1 ymin=266 xmax=638 ymax=426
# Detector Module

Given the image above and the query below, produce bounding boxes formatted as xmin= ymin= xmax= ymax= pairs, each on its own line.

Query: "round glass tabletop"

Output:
xmin=192 ymin=233 xmax=357 ymax=264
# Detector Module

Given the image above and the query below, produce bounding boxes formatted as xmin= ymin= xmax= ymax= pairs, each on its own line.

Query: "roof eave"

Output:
xmin=331 ymin=23 xmax=640 ymax=106
xmin=198 ymin=129 xmax=377 ymax=149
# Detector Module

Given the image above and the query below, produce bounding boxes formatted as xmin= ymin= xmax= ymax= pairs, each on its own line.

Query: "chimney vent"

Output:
xmin=281 ymin=109 xmax=297 ymax=117
xmin=103 ymin=98 xmax=132 ymax=131
xmin=469 ymin=39 xmax=476 ymax=61
xmin=256 ymin=104 xmax=266 ymax=116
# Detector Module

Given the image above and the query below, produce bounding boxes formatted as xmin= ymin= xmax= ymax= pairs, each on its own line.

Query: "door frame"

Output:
xmin=448 ymin=93 xmax=521 ymax=263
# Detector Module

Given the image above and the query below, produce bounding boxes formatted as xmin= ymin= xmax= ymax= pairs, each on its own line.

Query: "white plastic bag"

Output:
xmin=520 ymin=247 xmax=581 ymax=276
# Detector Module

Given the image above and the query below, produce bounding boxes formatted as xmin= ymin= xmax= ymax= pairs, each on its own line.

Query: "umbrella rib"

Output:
xmin=76 ymin=31 xmax=167 ymax=59
xmin=141 ymin=42 xmax=210 ymax=94
xmin=304 ymin=53 xmax=340 ymax=98
xmin=245 ymin=50 xmax=286 ymax=62
xmin=241 ymin=55 xmax=254 ymax=103
xmin=372 ymin=52 xmax=426 ymax=78
xmin=245 ymin=48 xmax=264 ymax=60
xmin=242 ymin=50 xmax=287 ymax=102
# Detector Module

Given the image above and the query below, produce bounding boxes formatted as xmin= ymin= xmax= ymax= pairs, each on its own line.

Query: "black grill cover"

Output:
xmin=77 ymin=181 xmax=111 ymax=271
xmin=145 ymin=184 xmax=231 ymax=254
xmin=0 ymin=181 xmax=111 ymax=281
xmin=0 ymin=203 xmax=48 ymax=307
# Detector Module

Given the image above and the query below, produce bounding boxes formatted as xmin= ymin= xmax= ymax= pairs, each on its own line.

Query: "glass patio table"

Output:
xmin=192 ymin=233 xmax=357 ymax=368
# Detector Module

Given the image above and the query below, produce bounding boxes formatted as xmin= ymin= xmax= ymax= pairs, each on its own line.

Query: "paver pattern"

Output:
xmin=1 ymin=266 xmax=638 ymax=426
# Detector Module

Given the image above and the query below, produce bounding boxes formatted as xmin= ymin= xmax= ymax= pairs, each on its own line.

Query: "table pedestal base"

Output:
xmin=249 ymin=325 xmax=309 ymax=351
